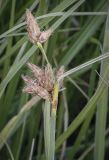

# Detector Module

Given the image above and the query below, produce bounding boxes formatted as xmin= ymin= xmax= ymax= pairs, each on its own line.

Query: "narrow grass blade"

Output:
xmin=0 ymin=45 xmax=37 ymax=98
xmin=5 ymin=142 xmax=14 ymax=160
xmin=49 ymin=112 xmax=56 ymax=160
xmin=43 ymin=100 xmax=50 ymax=160
xmin=68 ymin=105 xmax=95 ymax=159
xmin=0 ymin=42 xmax=28 ymax=128
xmin=78 ymin=127 xmax=109 ymax=160
xmin=60 ymin=91 xmax=69 ymax=160
xmin=29 ymin=138 xmax=35 ymax=160
xmin=59 ymin=1 xmax=108 ymax=66
xmin=0 ymin=0 xmax=78 ymax=39
xmin=0 ymin=36 xmax=27 ymax=64
xmin=56 ymin=67 xmax=109 ymax=150
xmin=68 ymin=77 xmax=89 ymax=100
xmin=59 ymin=51 xmax=109 ymax=80
xmin=51 ymin=0 xmax=85 ymax=31
xmin=0 ymin=96 xmax=40 ymax=149
xmin=94 ymin=9 xmax=109 ymax=160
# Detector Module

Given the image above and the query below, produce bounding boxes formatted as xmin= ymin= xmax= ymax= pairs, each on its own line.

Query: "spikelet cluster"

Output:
xmin=22 ymin=63 xmax=64 ymax=101
xmin=26 ymin=9 xmax=52 ymax=44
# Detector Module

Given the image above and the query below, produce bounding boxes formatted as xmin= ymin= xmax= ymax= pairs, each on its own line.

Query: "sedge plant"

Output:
xmin=22 ymin=9 xmax=64 ymax=160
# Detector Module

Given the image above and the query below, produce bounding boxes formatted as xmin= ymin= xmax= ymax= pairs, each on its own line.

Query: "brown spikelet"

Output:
xmin=23 ymin=84 xmax=51 ymax=101
xmin=56 ymin=66 xmax=64 ymax=88
xmin=23 ymin=86 xmax=35 ymax=94
xmin=38 ymin=29 xmax=53 ymax=43
xmin=44 ymin=64 xmax=54 ymax=91
xmin=22 ymin=61 xmax=65 ymax=102
xmin=26 ymin=9 xmax=41 ymax=43
xmin=26 ymin=9 xmax=52 ymax=44
xmin=22 ymin=74 xmax=51 ymax=101
xmin=22 ymin=75 xmax=36 ymax=85
xmin=27 ymin=62 xmax=45 ymax=86
xmin=56 ymin=66 xmax=64 ymax=78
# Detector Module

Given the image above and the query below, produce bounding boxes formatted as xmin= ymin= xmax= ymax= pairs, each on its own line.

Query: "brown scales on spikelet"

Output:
xmin=26 ymin=9 xmax=52 ymax=44
xmin=22 ymin=75 xmax=51 ymax=101
xmin=26 ymin=9 xmax=41 ymax=44
xmin=44 ymin=64 xmax=54 ymax=91
xmin=22 ymin=63 xmax=64 ymax=102
xmin=21 ymin=75 xmax=36 ymax=85
xmin=38 ymin=29 xmax=53 ymax=43
xmin=56 ymin=66 xmax=64 ymax=88
xmin=27 ymin=62 xmax=45 ymax=86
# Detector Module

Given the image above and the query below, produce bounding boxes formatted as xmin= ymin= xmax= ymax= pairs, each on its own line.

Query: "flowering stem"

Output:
xmin=43 ymin=100 xmax=51 ymax=160
xmin=37 ymin=42 xmax=50 ymax=65
xmin=36 ymin=42 xmax=55 ymax=81
xmin=49 ymin=82 xmax=59 ymax=160
xmin=49 ymin=112 xmax=56 ymax=160
xmin=36 ymin=42 xmax=59 ymax=160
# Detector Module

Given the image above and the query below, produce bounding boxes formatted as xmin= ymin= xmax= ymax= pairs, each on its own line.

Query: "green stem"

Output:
xmin=49 ymin=82 xmax=59 ymax=160
xmin=43 ymin=101 xmax=51 ymax=160
xmin=37 ymin=42 xmax=50 ymax=65
xmin=49 ymin=112 xmax=56 ymax=160
xmin=36 ymin=42 xmax=54 ymax=80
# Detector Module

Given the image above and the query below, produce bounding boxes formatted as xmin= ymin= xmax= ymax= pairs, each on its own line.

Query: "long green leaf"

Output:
xmin=0 ymin=96 xmax=40 ymax=149
xmin=55 ymin=67 xmax=109 ymax=150
xmin=59 ymin=1 xmax=108 ymax=66
xmin=94 ymin=9 xmax=109 ymax=160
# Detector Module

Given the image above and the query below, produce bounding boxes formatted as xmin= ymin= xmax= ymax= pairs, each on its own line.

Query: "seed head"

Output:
xmin=26 ymin=9 xmax=41 ymax=43
xmin=22 ymin=75 xmax=51 ymax=101
xmin=56 ymin=66 xmax=64 ymax=88
xmin=44 ymin=64 xmax=54 ymax=91
xmin=25 ymin=9 xmax=52 ymax=44
xmin=22 ymin=62 xmax=64 ymax=102
xmin=27 ymin=62 xmax=45 ymax=86
xmin=22 ymin=75 xmax=36 ymax=85
xmin=38 ymin=29 xmax=52 ymax=43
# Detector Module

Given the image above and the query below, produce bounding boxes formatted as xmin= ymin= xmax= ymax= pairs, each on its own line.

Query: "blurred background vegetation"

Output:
xmin=0 ymin=0 xmax=109 ymax=159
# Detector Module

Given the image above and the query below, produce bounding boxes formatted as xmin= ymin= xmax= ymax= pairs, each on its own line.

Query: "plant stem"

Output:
xmin=36 ymin=42 xmax=54 ymax=79
xmin=37 ymin=42 xmax=50 ymax=65
xmin=43 ymin=100 xmax=51 ymax=160
xmin=49 ymin=82 xmax=59 ymax=160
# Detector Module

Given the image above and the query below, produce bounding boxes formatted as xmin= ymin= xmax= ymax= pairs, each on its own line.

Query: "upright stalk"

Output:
xmin=37 ymin=42 xmax=50 ymax=65
xmin=36 ymin=42 xmax=54 ymax=78
xmin=43 ymin=100 xmax=51 ymax=160
xmin=37 ymin=42 xmax=59 ymax=160
xmin=50 ymin=82 xmax=59 ymax=160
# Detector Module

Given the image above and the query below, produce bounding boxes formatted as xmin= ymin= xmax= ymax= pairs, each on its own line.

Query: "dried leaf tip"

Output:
xmin=25 ymin=9 xmax=53 ymax=44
